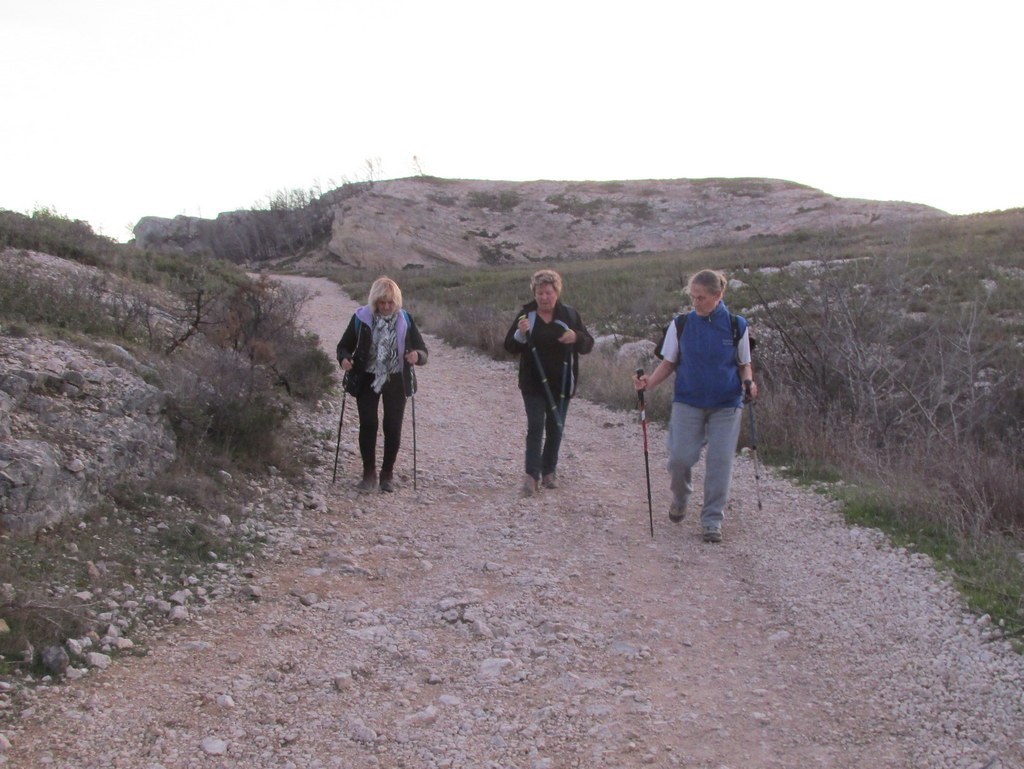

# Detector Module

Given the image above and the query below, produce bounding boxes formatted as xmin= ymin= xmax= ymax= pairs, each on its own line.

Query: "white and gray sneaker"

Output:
xmin=702 ymin=526 xmax=722 ymax=543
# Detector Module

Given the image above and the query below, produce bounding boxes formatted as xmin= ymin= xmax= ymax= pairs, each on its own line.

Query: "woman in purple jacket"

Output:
xmin=337 ymin=277 xmax=428 ymax=492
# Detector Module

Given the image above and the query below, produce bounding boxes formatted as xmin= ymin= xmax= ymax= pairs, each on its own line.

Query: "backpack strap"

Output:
xmin=654 ymin=314 xmax=685 ymax=360
xmin=654 ymin=312 xmax=754 ymax=361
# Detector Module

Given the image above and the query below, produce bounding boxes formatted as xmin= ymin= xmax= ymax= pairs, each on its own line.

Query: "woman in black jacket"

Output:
xmin=336 ymin=277 xmax=428 ymax=492
xmin=504 ymin=269 xmax=594 ymax=496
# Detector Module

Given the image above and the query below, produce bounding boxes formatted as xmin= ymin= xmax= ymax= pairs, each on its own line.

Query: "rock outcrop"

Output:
xmin=0 ymin=336 xmax=176 ymax=534
xmin=133 ymin=177 xmax=947 ymax=270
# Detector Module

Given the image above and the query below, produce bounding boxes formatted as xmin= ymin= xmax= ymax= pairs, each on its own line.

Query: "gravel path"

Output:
xmin=3 ymin=274 xmax=1022 ymax=769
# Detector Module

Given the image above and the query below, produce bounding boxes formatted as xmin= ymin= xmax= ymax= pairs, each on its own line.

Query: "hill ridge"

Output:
xmin=132 ymin=176 xmax=947 ymax=269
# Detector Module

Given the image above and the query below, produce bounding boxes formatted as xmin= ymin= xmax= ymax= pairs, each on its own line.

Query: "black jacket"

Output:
xmin=336 ymin=307 xmax=428 ymax=398
xmin=503 ymin=300 xmax=594 ymax=398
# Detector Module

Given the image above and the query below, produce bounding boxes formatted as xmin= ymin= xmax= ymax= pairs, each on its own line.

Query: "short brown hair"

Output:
xmin=530 ymin=269 xmax=563 ymax=296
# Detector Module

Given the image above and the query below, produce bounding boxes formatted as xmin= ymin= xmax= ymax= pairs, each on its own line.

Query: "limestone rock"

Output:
xmin=0 ymin=331 xmax=177 ymax=535
xmin=132 ymin=177 xmax=946 ymax=271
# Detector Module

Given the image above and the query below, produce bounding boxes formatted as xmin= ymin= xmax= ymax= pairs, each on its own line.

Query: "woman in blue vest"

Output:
xmin=634 ymin=269 xmax=758 ymax=542
xmin=504 ymin=269 xmax=594 ymax=497
xmin=336 ymin=277 xmax=428 ymax=493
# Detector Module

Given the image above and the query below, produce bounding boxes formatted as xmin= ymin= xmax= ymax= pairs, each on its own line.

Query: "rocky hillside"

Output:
xmin=133 ymin=176 xmax=947 ymax=270
xmin=0 ymin=251 xmax=178 ymax=535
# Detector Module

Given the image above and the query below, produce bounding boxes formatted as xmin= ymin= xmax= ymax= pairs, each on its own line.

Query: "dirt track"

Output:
xmin=3 ymin=275 xmax=1022 ymax=769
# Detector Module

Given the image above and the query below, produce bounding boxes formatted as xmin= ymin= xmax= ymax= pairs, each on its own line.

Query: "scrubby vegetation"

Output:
xmin=320 ymin=209 xmax=1024 ymax=637
xmin=0 ymin=208 xmax=333 ymax=672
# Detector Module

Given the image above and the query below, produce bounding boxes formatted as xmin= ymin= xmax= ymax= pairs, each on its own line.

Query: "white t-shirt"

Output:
xmin=659 ymin=317 xmax=752 ymax=365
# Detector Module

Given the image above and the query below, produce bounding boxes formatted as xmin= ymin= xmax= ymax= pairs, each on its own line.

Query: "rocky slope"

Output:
xmin=0 ymin=250 xmax=177 ymax=535
xmin=133 ymin=177 xmax=947 ymax=270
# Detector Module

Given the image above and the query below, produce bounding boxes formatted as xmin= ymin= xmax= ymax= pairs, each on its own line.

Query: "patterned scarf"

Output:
xmin=370 ymin=313 xmax=401 ymax=393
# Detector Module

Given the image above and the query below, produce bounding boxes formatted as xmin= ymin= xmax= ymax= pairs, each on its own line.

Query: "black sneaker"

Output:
xmin=702 ymin=526 xmax=722 ymax=543
xmin=669 ymin=502 xmax=686 ymax=523
xmin=379 ymin=471 xmax=395 ymax=493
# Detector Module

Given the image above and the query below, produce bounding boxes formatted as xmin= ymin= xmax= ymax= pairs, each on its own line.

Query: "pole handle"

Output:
xmin=635 ymin=368 xmax=647 ymax=408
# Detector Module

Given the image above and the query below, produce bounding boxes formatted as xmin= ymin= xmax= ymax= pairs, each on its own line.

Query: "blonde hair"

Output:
xmin=688 ymin=269 xmax=727 ymax=296
xmin=367 ymin=277 xmax=403 ymax=311
xmin=530 ymin=269 xmax=563 ymax=297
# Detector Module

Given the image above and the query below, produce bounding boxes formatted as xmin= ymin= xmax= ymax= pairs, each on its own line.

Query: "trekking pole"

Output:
xmin=411 ymin=367 xmax=418 ymax=491
xmin=744 ymin=379 xmax=763 ymax=511
xmin=636 ymin=368 xmax=654 ymax=538
xmin=331 ymin=389 xmax=348 ymax=484
xmin=556 ymin=320 xmax=571 ymax=424
xmin=521 ymin=315 xmax=564 ymax=436
xmin=559 ymin=348 xmax=570 ymax=423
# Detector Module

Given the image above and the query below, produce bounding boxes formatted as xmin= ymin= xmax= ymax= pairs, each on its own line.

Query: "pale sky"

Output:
xmin=2 ymin=0 xmax=1021 ymax=242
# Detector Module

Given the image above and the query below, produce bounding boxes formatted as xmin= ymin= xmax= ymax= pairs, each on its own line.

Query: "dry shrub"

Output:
xmin=752 ymin=388 xmax=851 ymax=470
xmin=870 ymin=441 xmax=1024 ymax=537
xmin=206 ymin=276 xmax=333 ymax=402
xmin=748 ymin=257 xmax=1024 ymax=534
xmin=763 ymin=388 xmax=1023 ymax=537
xmin=415 ymin=301 xmax=508 ymax=359
xmin=578 ymin=352 xmax=671 ymax=425
xmin=160 ymin=346 xmax=289 ymax=464
xmin=0 ymin=599 xmax=93 ymax=673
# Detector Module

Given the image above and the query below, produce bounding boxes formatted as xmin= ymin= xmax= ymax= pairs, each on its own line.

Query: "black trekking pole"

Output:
xmin=410 ymin=367 xmax=418 ymax=491
xmin=331 ymin=388 xmax=348 ymax=484
xmin=556 ymin=320 xmax=571 ymax=424
xmin=636 ymin=368 xmax=654 ymax=538
xmin=521 ymin=315 xmax=564 ymax=436
xmin=558 ymin=347 xmax=570 ymax=424
xmin=744 ymin=379 xmax=763 ymax=511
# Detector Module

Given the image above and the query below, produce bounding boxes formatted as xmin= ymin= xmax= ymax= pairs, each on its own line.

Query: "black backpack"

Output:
xmin=654 ymin=313 xmax=755 ymax=361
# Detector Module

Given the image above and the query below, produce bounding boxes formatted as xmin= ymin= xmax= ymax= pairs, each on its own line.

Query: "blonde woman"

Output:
xmin=504 ymin=269 xmax=594 ymax=496
xmin=336 ymin=277 xmax=428 ymax=492
xmin=634 ymin=269 xmax=758 ymax=542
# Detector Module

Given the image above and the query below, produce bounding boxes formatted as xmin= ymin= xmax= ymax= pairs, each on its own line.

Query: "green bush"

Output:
xmin=0 ymin=207 xmax=121 ymax=268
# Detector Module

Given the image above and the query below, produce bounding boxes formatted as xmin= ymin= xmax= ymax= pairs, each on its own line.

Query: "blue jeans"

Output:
xmin=666 ymin=402 xmax=743 ymax=529
xmin=522 ymin=393 xmax=569 ymax=480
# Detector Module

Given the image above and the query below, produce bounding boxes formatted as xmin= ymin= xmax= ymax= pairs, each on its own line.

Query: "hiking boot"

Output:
xmin=521 ymin=475 xmax=539 ymax=497
xmin=702 ymin=526 xmax=722 ymax=543
xmin=668 ymin=500 xmax=686 ymax=523
xmin=356 ymin=470 xmax=377 ymax=493
xmin=541 ymin=472 xmax=558 ymax=490
xmin=379 ymin=471 xmax=395 ymax=493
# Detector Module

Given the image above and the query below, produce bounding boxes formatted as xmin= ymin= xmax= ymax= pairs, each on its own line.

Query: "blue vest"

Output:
xmin=673 ymin=302 xmax=745 ymax=409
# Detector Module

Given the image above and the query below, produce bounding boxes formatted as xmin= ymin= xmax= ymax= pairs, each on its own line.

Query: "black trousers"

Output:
xmin=356 ymin=373 xmax=406 ymax=474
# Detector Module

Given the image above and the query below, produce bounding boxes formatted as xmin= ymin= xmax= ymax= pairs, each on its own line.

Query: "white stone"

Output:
xmin=85 ymin=652 xmax=111 ymax=670
xmin=199 ymin=737 xmax=227 ymax=755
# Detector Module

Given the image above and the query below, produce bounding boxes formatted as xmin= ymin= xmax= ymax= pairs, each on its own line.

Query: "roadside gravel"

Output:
xmin=2 ymin=274 xmax=1021 ymax=769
